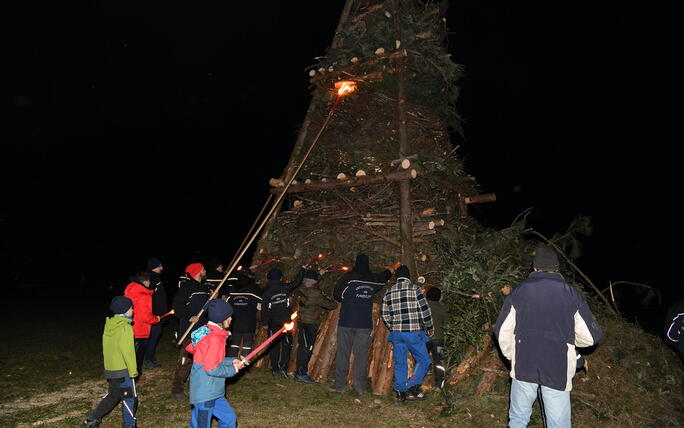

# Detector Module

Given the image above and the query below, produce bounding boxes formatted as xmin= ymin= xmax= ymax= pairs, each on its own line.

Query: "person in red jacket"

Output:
xmin=124 ymin=271 xmax=160 ymax=379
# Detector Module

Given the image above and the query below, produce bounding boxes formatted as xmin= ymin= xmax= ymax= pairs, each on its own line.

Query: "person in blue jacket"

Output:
xmin=494 ymin=244 xmax=602 ymax=428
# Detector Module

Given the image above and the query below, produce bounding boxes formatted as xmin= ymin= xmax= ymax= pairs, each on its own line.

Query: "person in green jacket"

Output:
xmin=425 ymin=287 xmax=448 ymax=389
xmin=294 ymin=268 xmax=337 ymax=383
xmin=81 ymin=296 xmax=139 ymax=428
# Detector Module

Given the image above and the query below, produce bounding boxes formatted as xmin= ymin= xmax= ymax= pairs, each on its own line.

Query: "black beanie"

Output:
xmin=147 ymin=257 xmax=162 ymax=270
xmin=110 ymin=296 xmax=133 ymax=314
xmin=207 ymin=299 xmax=233 ymax=323
xmin=426 ymin=287 xmax=441 ymax=301
xmin=533 ymin=245 xmax=560 ymax=272
xmin=354 ymin=254 xmax=370 ymax=273
xmin=396 ymin=265 xmax=410 ymax=279
xmin=267 ymin=269 xmax=282 ymax=280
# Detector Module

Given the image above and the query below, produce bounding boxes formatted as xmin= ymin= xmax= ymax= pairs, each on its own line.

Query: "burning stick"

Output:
xmin=249 ymin=258 xmax=279 ymax=270
xmin=242 ymin=312 xmax=298 ymax=365
xmin=324 ymin=265 xmax=350 ymax=273
xmin=159 ymin=309 xmax=175 ymax=319
xmin=306 ymin=253 xmax=326 ymax=266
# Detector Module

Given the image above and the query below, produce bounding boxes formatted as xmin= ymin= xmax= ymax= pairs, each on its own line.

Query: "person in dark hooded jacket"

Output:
xmin=206 ymin=258 xmax=238 ymax=300
xmin=261 ymin=268 xmax=304 ymax=377
xmin=227 ymin=268 xmax=263 ymax=358
xmin=331 ymin=254 xmax=391 ymax=394
xmin=144 ymin=257 xmax=167 ymax=369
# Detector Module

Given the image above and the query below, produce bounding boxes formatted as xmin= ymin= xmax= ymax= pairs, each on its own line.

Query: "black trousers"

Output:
xmin=426 ymin=339 xmax=446 ymax=388
xmin=228 ymin=331 xmax=254 ymax=358
xmin=296 ymin=323 xmax=318 ymax=375
xmin=268 ymin=322 xmax=293 ymax=371
xmin=134 ymin=338 xmax=148 ymax=377
xmin=88 ymin=377 xmax=137 ymax=425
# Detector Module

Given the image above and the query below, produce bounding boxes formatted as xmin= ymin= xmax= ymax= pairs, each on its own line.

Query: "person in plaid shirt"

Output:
xmin=381 ymin=265 xmax=434 ymax=402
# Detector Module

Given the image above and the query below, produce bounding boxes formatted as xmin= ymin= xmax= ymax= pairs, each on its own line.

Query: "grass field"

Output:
xmin=1 ymin=296 xmax=682 ymax=427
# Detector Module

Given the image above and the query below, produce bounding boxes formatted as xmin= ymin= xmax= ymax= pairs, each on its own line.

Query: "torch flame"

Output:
xmin=284 ymin=322 xmax=295 ymax=332
xmin=341 ymin=266 xmax=349 ymax=271
xmin=317 ymin=253 xmax=325 ymax=259
xmin=237 ymin=265 xmax=243 ymax=271
xmin=335 ymin=80 xmax=357 ymax=97
xmin=291 ymin=311 xmax=298 ymax=320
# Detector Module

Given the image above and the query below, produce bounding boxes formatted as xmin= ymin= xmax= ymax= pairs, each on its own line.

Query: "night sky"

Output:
xmin=6 ymin=2 xmax=678 ymax=302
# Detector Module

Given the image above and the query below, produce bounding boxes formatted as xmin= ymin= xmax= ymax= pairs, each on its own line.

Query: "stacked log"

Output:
xmin=308 ymin=307 xmax=340 ymax=382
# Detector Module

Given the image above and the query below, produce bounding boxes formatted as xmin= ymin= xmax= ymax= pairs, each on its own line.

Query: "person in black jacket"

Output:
xmin=331 ymin=254 xmax=391 ymax=394
xmin=206 ymin=258 xmax=238 ymax=300
xmin=227 ymin=268 xmax=263 ymax=358
xmin=494 ymin=245 xmax=602 ymax=428
xmin=170 ymin=263 xmax=210 ymax=401
xmin=261 ymin=268 xmax=303 ymax=378
xmin=664 ymin=298 xmax=684 ymax=362
xmin=144 ymin=257 xmax=167 ymax=369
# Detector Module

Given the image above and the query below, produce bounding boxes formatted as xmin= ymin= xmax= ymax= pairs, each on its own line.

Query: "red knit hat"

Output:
xmin=185 ymin=263 xmax=204 ymax=279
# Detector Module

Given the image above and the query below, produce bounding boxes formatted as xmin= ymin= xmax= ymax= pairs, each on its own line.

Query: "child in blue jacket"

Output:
xmin=186 ymin=299 xmax=245 ymax=428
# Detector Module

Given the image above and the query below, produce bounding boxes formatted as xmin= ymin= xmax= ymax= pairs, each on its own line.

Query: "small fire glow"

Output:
xmin=317 ymin=253 xmax=325 ymax=259
xmin=335 ymin=80 xmax=357 ymax=97
xmin=291 ymin=311 xmax=298 ymax=320
xmin=341 ymin=266 xmax=350 ymax=271
xmin=236 ymin=265 xmax=243 ymax=271
xmin=284 ymin=322 xmax=295 ymax=332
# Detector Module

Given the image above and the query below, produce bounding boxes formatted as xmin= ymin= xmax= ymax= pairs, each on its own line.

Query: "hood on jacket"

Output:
xmin=126 ymin=281 xmax=153 ymax=295
xmin=103 ymin=315 xmax=132 ymax=338
xmin=353 ymin=254 xmax=370 ymax=274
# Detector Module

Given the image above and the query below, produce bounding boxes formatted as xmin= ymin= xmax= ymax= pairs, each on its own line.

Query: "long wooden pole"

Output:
xmin=177 ymin=101 xmax=342 ymax=345
xmin=392 ymin=0 xmax=414 ymax=270
xmin=227 ymin=193 xmax=274 ymax=270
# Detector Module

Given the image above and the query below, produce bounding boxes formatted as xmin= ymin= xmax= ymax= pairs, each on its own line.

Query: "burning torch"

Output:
xmin=241 ymin=312 xmax=298 ymax=365
xmin=324 ymin=265 xmax=350 ymax=273
xmin=306 ymin=253 xmax=326 ymax=266
xmin=159 ymin=309 xmax=175 ymax=319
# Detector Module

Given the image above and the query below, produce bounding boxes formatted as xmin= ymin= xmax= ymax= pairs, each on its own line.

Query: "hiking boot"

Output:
xmin=328 ymin=385 xmax=347 ymax=393
xmin=171 ymin=391 xmax=187 ymax=402
xmin=143 ymin=359 xmax=161 ymax=369
xmin=295 ymin=373 xmax=315 ymax=384
xmin=80 ymin=418 xmax=101 ymax=428
xmin=405 ymin=385 xmax=425 ymax=400
xmin=353 ymin=386 xmax=365 ymax=395
xmin=395 ymin=390 xmax=406 ymax=403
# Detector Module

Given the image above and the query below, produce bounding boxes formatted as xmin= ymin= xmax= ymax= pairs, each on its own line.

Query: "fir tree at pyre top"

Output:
xmin=256 ymin=0 xmax=483 ymax=291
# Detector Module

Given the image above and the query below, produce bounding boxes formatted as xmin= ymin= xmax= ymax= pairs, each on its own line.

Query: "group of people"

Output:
xmin=80 ymin=244 xmax=684 ymax=428
xmin=80 ymin=253 xmax=450 ymax=428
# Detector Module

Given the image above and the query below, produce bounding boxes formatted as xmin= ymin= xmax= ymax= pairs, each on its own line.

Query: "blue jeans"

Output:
xmin=387 ymin=331 xmax=431 ymax=392
xmin=509 ymin=378 xmax=571 ymax=428
xmin=190 ymin=397 xmax=236 ymax=428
